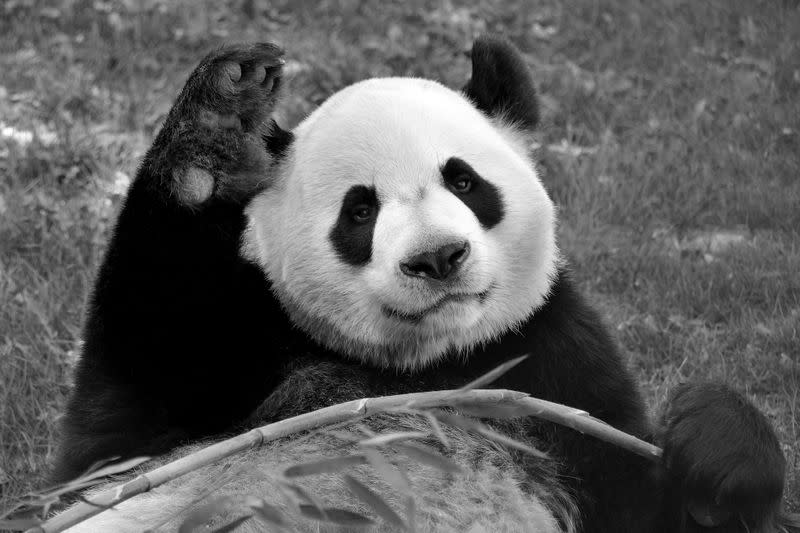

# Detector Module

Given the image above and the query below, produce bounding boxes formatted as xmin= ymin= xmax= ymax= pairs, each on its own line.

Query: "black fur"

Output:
xmin=660 ymin=384 xmax=786 ymax=532
xmin=263 ymin=119 xmax=295 ymax=159
xmin=463 ymin=35 xmax=540 ymax=129
xmin=50 ymin=43 xmax=305 ymax=483
xmin=52 ymin=37 xmax=787 ymax=533
xmin=329 ymin=184 xmax=380 ymax=266
xmin=441 ymin=156 xmax=505 ymax=229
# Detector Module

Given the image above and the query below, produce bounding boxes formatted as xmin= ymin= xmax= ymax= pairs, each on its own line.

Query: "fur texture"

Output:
xmin=66 ymin=360 xmax=577 ymax=533
xmin=65 ymin=420 xmax=567 ymax=533
xmin=50 ymin=43 xmax=297 ymax=485
xmin=53 ymin=36 xmax=787 ymax=533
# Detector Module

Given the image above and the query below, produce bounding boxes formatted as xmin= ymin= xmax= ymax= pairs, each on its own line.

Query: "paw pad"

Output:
xmin=154 ymin=43 xmax=286 ymax=207
xmin=173 ymin=167 xmax=214 ymax=205
xmin=224 ymin=62 xmax=242 ymax=83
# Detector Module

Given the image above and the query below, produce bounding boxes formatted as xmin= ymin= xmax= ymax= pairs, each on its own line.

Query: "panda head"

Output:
xmin=244 ymin=37 xmax=559 ymax=370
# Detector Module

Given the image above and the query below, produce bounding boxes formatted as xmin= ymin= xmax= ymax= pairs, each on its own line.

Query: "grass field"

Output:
xmin=1 ymin=0 xmax=798 ymax=520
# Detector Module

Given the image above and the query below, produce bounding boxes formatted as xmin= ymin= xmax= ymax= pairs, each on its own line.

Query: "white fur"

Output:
xmin=65 ymin=414 xmax=577 ymax=532
xmin=244 ymin=77 xmax=558 ymax=370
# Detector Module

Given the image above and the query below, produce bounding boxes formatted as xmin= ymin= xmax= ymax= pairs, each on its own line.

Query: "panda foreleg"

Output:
xmin=656 ymin=383 xmax=786 ymax=532
xmin=51 ymin=43 xmax=290 ymax=485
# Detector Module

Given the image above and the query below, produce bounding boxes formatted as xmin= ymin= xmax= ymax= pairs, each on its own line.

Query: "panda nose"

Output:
xmin=400 ymin=241 xmax=471 ymax=281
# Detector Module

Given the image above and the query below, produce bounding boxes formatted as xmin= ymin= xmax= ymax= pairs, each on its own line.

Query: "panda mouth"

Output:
xmin=382 ymin=289 xmax=491 ymax=323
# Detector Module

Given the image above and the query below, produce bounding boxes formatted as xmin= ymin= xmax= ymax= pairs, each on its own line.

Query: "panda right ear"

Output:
xmin=462 ymin=36 xmax=540 ymax=130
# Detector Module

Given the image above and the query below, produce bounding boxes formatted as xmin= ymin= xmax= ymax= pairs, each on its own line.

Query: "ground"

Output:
xmin=0 ymin=0 xmax=797 ymax=518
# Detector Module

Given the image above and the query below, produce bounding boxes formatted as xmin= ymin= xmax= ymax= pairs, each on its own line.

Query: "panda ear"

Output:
xmin=263 ymin=120 xmax=294 ymax=160
xmin=462 ymin=36 xmax=539 ymax=130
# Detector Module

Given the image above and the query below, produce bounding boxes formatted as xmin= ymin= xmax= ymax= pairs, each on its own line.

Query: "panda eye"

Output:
xmin=351 ymin=204 xmax=374 ymax=223
xmin=450 ymin=174 xmax=473 ymax=193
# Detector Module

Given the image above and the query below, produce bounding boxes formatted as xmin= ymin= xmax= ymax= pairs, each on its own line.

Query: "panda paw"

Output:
xmin=149 ymin=43 xmax=285 ymax=206
xmin=660 ymin=383 xmax=785 ymax=531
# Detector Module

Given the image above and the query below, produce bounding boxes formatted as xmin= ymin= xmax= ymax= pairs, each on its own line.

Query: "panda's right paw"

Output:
xmin=148 ymin=43 xmax=285 ymax=207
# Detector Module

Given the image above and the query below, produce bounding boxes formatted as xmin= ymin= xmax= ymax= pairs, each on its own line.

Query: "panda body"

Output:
xmin=52 ymin=39 xmax=787 ymax=533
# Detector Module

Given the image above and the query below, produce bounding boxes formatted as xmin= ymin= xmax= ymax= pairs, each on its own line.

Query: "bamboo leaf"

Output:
xmin=298 ymin=504 xmax=374 ymax=527
xmin=325 ymin=429 xmax=361 ymax=443
xmin=359 ymin=431 xmax=427 ymax=447
xmin=393 ymin=442 xmax=462 ymax=474
xmin=36 ymin=456 xmax=152 ymax=502
xmin=210 ymin=515 xmax=253 ymax=533
xmin=74 ymin=493 xmax=117 ymax=511
xmin=476 ymin=426 xmax=549 ymax=459
xmin=280 ymin=481 xmax=326 ymax=511
xmin=284 ymin=455 xmax=366 ymax=477
xmin=344 ymin=475 xmax=406 ymax=528
xmin=178 ymin=496 xmax=240 ymax=533
xmin=405 ymin=495 xmax=417 ymax=533
xmin=433 ymin=410 xmax=548 ymax=458
xmin=77 ymin=456 xmax=150 ymax=483
xmin=457 ymin=355 xmax=528 ymax=392
xmin=354 ymin=423 xmax=377 ymax=438
xmin=451 ymin=402 xmax=532 ymax=419
xmin=248 ymin=500 xmax=287 ymax=528
xmin=432 ymin=410 xmax=484 ymax=432
xmin=423 ymin=411 xmax=450 ymax=448
xmin=363 ymin=448 xmax=411 ymax=494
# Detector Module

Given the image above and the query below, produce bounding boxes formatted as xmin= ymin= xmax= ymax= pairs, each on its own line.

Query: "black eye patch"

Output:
xmin=441 ymin=157 xmax=504 ymax=229
xmin=329 ymin=185 xmax=380 ymax=266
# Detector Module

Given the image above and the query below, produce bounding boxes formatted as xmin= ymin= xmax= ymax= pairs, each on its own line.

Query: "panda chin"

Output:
xmin=285 ymin=293 xmax=488 ymax=370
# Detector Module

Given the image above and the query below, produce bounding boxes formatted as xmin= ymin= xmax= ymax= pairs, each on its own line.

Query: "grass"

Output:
xmin=1 ymin=0 xmax=798 ymax=517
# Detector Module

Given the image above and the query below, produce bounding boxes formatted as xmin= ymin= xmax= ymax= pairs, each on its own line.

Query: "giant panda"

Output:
xmin=51 ymin=38 xmax=788 ymax=532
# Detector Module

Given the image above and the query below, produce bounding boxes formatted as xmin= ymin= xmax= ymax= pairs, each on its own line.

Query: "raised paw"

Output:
xmin=147 ymin=42 xmax=286 ymax=207
xmin=659 ymin=383 xmax=786 ymax=531
xmin=184 ymin=43 xmax=285 ymax=133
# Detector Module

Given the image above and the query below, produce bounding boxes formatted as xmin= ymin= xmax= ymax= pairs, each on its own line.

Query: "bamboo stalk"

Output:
xmin=29 ymin=389 xmax=662 ymax=533
xmin=516 ymin=396 xmax=662 ymax=459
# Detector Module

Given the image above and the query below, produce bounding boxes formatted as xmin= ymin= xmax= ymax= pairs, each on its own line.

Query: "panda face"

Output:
xmin=245 ymin=77 xmax=558 ymax=370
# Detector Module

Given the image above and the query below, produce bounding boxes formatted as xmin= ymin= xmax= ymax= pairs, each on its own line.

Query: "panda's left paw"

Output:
xmin=660 ymin=383 xmax=785 ymax=530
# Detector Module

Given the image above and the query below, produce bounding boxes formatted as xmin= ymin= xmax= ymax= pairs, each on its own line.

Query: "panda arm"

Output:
xmin=51 ymin=44 xmax=294 ymax=484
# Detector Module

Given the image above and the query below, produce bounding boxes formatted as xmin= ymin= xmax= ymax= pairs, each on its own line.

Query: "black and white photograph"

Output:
xmin=0 ymin=1 xmax=798 ymax=532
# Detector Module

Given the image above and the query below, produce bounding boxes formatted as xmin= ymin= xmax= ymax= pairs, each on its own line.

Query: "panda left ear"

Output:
xmin=462 ymin=36 xmax=539 ymax=130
